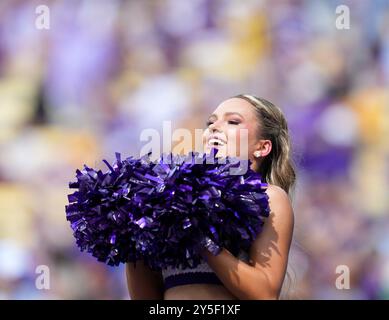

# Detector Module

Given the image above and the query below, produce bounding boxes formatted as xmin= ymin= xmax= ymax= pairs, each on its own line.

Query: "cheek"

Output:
xmin=236 ymin=126 xmax=257 ymax=156
xmin=224 ymin=126 xmax=248 ymax=157
xmin=202 ymin=129 xmax=209 ymax=144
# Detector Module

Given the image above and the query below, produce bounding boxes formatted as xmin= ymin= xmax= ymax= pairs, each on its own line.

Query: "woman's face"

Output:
xmin=202 ymin=98 xmax=260 ymax=162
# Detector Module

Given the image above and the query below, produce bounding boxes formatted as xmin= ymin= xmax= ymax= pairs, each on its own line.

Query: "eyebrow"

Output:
xmin=208 ymin=112 xmax=244 ymax=119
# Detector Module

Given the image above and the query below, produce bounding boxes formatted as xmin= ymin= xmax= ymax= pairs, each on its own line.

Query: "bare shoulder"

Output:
xmin=265 ymin=184 xmax=290 ymax=204
xmin=265 ymin=184 xmax=294 ymax=220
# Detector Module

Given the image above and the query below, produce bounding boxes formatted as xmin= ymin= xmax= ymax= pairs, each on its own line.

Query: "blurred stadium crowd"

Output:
xmin=0 ymin=0 xmax=389 ymax=299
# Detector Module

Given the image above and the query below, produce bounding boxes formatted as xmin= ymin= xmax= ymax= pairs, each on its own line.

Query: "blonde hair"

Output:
xmin=232 ymin=94 xmax=296 ymax=195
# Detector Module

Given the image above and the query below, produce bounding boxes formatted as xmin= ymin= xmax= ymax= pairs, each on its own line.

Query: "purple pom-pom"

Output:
xmin=65 ymin=148 xmax=270 ymax=269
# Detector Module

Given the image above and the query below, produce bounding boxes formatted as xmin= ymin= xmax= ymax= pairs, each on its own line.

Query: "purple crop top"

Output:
xmin=162 ymin=250 xmax=250 ymax=291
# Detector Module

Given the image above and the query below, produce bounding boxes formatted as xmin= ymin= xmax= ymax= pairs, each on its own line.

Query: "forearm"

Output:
xmin=125 ymin=261 xmax=164 ymax=299
xmin=202 ymin=249 xmax=279 ymax=300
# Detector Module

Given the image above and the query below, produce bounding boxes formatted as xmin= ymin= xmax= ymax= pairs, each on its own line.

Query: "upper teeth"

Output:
xmin=209 ymin=138 xmax=225 ymax=146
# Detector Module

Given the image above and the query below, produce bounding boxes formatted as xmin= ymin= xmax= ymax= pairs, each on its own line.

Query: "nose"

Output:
xmin=208 ymin=120 xmax=222 ymax=133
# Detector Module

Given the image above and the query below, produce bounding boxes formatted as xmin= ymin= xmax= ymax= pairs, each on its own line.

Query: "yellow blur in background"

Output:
xmin=0 ymin=0 xmax=389 ymax=299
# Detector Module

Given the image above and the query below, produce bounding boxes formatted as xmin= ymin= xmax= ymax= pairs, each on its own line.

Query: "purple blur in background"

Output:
xmin=0 ymin=0 xmax=388 ymax=299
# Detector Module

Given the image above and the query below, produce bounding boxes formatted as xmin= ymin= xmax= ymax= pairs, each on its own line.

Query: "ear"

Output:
xmin=255 ymin=139 xmax=272 ymax=157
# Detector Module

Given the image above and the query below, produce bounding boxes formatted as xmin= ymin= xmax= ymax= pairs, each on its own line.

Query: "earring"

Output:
xmin=254 ymin=151 xmax=261 ymax=158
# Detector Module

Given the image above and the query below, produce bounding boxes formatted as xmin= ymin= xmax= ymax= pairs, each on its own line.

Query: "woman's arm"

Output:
xmin=125 ymin=260 xmax=164 ymax=299
xmin=201 ymin=184 xmax=294 ymax=300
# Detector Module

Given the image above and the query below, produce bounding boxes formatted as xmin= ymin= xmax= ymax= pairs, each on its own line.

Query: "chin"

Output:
xmin=203 ymin=144 xmax=224 ymax=155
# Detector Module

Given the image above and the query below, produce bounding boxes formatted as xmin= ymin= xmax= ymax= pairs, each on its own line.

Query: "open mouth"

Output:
xmin=207 ymin=137 xmax=226 ymax=147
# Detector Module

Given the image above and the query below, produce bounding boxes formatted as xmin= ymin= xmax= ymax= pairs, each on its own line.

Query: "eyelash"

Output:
xmin=206 ymin=120 xmax=240 ymax=127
